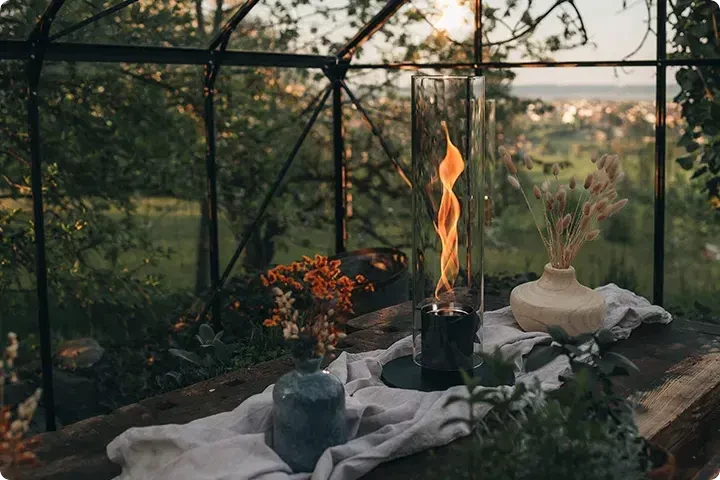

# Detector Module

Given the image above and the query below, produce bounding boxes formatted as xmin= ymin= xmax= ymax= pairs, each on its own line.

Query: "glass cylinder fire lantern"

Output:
xmin=411 ymin=75 xmax=485 ymax=387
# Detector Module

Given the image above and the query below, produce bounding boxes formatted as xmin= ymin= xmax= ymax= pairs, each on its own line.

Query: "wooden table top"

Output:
xmin=9 ymin=293 xmax=720 ymax=480
xmin=351 ymin=303 xmax=720 ymax=480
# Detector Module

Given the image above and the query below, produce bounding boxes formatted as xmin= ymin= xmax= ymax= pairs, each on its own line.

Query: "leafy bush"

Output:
xmin=441 ymin=327 xmax=652 ymax=480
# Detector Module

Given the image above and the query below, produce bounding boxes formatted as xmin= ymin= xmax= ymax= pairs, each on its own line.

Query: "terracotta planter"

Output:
xmin=647 ymin=444 xmax=676 ymax=480
xmin=509 ymin=263 xmax=605 ymax=336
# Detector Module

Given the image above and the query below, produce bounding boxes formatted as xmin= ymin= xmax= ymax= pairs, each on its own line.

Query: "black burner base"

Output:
xmin=380 ymin=355 xmax=513 ymax=392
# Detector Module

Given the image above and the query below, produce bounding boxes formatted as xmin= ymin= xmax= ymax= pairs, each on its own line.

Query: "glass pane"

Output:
xmin=33 ymin=62 xmax=208 ymax=426
xmin=665 ymin=66 xmax=720 ymax=317
xmin=356 ymin=0 xmax=656 ymax=66
xmin=216 ymin=67 xmax=333 ymax=272
xmin=343 ymin=76 xmax=412 ymax=253
xmin=354 ymin=1 xmax=474 ymax=64
xmin=213 ymin=67 xmax=334 ymax=361
xmin=240 ymin=1 xmax=398 ymax=56
xmin=496 ymin=0 xmax=657 ymax=63
xmin=491 ymin=67 xmax=656 ymax=300
xmin=668 ymin=0 xmax=720 ymax=60
xmin=0 ymin=1 xmax=46 ymax=40
xmin=51 ymin=0 xmax=204 ymax=47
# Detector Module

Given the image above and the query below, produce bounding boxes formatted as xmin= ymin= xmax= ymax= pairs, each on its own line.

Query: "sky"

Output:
xmin=248 ymin=0 xmax=677 ymax=87
xmin=500 ymin=0 xmax=660 ymax=86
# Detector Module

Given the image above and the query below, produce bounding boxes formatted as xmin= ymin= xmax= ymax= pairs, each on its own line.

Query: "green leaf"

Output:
xmin=691 ymin=165 xmax=709 ymax=179
xmin=525 ymin=345 xmax=563 ymax=371
xmin=547 ymin=326 xmax=571 ymax=344
xmin=163 ymin=371 xmax=183 ymax=385
xmin=443 ymin=394 xmax=469 ymax=408
xmin=594 ymin=330 xmax=615 ymax=347
xmin=687 ymin=141 xmax=701 ymax=152
xmin=564 ymin=344 xmax=582 ymax=356
xmin=212 ymin=339 xmax=231 ymax=364
xmin=712 ymin=103 xmax=720 ymax=123
xmin=440 ymin=416 xmax=471 ymax=430
xmin=602 ymin=352 xmax=640 ymax=374
xmin=677 ymin=155 xmax=695 ymax=170
xmin=197 ymin=324 xmax=215 ymax=345
xmin=169 ymin=348 xmax=202 ymax=366
xmin=572 ymin=333 xmax=595 ymax=345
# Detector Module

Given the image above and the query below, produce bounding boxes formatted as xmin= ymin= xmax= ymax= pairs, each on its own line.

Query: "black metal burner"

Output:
xmin=380 ymin=355 xmax=509 ymax=392
xmin=419 ymin=300 xmax=480 ymax=372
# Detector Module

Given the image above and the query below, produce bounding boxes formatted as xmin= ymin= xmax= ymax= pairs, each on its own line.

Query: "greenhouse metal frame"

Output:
xmin=0 ymin=0 xmax=717 ymax=431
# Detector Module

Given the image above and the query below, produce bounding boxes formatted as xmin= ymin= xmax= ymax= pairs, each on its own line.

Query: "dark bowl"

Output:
xmin=329 ymin=247 xmax=409 ymax=316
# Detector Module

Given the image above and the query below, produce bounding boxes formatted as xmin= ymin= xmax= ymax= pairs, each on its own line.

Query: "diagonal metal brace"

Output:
xmin=339 ymin=80 xmax=411 ymax=187
xmin=197 ymin=84 xmax=334 ymax=323
xmin=209 ymin=0 xmax=261 ymax=52
xmin=48 ymin=0 xmax=141 ymax=42
xmin=338 ymin=81 xmax=439 ymax=227
xmin=336 ymin=0 xmax=408 ymax=60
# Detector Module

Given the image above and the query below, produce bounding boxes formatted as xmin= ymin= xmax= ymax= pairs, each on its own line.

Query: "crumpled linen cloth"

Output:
xmin=107 ymin=284 xmax=672 ymax=480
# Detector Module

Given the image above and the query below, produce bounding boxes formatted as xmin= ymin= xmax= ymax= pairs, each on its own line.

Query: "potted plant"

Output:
xmin=501 ymin=149 xmax=629 ymax=335
xmin=261 ymin=254 xmax=372 ymax=473
xmin=442 ymin=326 xmax=675 ymax=480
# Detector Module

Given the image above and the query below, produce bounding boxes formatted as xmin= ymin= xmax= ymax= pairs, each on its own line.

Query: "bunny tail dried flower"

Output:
xmin=502 ymin=149 xmax=631 ymax=269
xmin=524 ymin=154 xmax=534 ymax=170
xmin=500 ymin=147 xmax=517 ymax=175
xmin=533 ymin=185 xmax=542 ymax=199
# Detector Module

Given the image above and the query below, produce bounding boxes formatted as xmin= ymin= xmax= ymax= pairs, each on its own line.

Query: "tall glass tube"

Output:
xmin=411 ymin=76 xmax=485 ymax=383
xmin=485 ymin=99 xmax=497 ymax=227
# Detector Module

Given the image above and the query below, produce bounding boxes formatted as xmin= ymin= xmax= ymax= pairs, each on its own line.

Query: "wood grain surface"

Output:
xmin=6 ymin=291 xmax=720 ymax=480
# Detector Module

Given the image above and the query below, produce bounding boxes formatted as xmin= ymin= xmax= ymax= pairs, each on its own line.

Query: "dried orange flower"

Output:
xmin=0 ymin=334 xmax=42 ymax=470
xmin=262 ymin=255 xmax=372 ymax=357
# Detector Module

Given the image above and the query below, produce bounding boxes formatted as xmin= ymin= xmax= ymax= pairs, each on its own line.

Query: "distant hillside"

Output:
xmin=511 ymin=83 xmax=681 ymax=101
xmin=396 ymin=83 xmax=681 ymax=101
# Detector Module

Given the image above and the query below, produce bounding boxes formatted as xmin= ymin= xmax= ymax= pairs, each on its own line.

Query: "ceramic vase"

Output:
xmin=272 ymin=356 xmax=347 ymax=472
xmin=510 ymin=264 xmax=605 ymax=336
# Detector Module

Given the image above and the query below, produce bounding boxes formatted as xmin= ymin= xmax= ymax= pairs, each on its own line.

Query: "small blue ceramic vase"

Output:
xmin=272 ymin=355 xmax=347 ymax=472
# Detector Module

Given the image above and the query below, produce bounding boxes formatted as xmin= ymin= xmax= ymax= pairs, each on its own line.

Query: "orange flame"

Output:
xmin=434 ymin=121 xmax=464 ymax=298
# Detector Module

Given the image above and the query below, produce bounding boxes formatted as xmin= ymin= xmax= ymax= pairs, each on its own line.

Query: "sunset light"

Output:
xmin=435 ymin=0 xmax=473 ymax=31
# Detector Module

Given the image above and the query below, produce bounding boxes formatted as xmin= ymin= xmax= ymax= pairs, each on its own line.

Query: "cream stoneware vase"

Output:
xmin=510 ymin=264 xmax=605 ymax=336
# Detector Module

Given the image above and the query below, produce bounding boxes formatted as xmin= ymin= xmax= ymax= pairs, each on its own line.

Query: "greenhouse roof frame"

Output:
xmin=2 ymin=0 xmax=719 ymax=432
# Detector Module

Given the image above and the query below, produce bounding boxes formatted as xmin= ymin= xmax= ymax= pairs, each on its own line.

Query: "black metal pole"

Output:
xmin=474 ymin=0 xmax=482 ymax=76
xmin=346 ymin=59 xmax=720 ymax=69
xmin=27 ymin=0 xmax=67 ymax=433
xmin=332 ymin=78 xmax=346 ymax=254
xmin=196 ymin=85 xmax=334 ymax=321
xmin=27 ymin=62 xmax=57 ymax=433
xmin=653 ymin=0 xmax=667 ymax=305
xmin=203 ymin=59 xmax=221 ymax=327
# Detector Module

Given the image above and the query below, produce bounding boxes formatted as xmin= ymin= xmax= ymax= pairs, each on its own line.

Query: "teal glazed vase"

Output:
xmin=272 ymin=356 xmax=347 ymax=472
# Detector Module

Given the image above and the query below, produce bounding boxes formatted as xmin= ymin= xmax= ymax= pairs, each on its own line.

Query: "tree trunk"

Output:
xmin=214 ymin=0 xmax=224 ymax=32
xmin=194 ymin=198 xmax=211 ymax=296
xmin=195 ymin=0 xmax=205 ymax=37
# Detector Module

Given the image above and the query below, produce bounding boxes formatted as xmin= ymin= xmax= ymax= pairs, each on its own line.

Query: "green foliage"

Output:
xmin=169 ymin=324 xmax=233 ymax=368
xmin=602 ymin=252 xmax=639 ymax=292
xmin=670 ymin=0 xmax=720 ymax=208
xmin=442 ymin=329 xmax=650 ymax=480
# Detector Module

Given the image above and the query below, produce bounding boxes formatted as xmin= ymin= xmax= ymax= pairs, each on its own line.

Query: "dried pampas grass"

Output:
xmin=502 ymin=149 xmax=630 ymax=269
